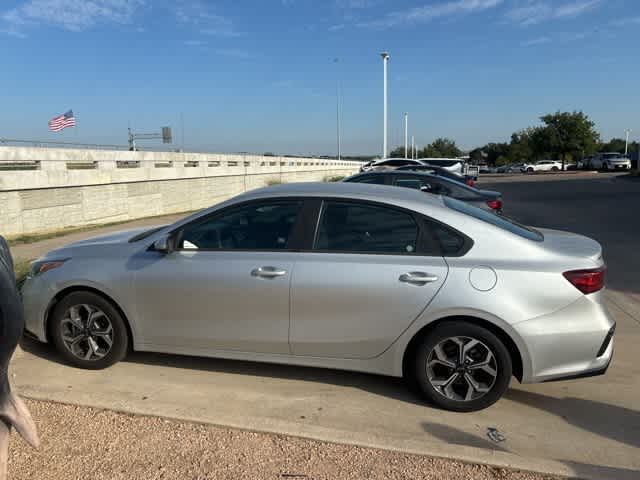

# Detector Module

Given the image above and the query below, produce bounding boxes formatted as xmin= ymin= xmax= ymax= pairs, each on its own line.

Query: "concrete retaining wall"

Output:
xmin=0 ymin=147 xmax=360 ymax=236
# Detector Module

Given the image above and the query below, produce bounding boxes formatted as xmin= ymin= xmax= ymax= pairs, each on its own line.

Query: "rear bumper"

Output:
xmin=514 ymin=293 xmax=615 ymax=384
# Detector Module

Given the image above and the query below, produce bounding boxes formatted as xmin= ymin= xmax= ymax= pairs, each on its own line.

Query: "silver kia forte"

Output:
xmin=21 ymin=183 xmax=615 ymax=411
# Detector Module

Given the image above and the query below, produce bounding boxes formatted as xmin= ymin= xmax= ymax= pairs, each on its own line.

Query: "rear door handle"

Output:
xmin=251 ymin=266 xmax=287 ymax=278
xmin=399 ymin=272 xmax=439 ymax=285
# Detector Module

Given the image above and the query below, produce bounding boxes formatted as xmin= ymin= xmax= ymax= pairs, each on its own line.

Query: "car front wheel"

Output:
xmin=411 ymin=321 xmax=512 ymax=412
xmin=526 ymin=167 xmax=534 ymax=173
xmin=50 ymin=291 xmax=129 ymax=369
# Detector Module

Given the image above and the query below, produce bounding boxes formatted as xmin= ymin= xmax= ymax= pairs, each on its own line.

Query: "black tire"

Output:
xmin=410 ymin=321 xmax=512 ymax=412
xmin=50 ymin=291 xmax=129 ymax=369
xmin=551 ymin=166 xmax=559 ymax=171
xmin=602 ymin=163 xmax=609 ymax=171
xmin=526 ymin=167 xmax=534 ymax=173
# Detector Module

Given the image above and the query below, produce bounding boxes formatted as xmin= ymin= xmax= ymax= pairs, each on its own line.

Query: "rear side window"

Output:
xmin=427 ymin=221 xmax=468 ymax=256
xmin=349 ymin=175 xmax=386 ymax=185
xmin=315 ymin=201 xmax=418 ymax=254
xmin=444 ymin=197 xmax=543 ymax=241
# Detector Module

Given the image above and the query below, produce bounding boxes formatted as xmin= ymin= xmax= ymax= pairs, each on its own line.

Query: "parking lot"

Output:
xmin=9 ymin=172 xmax=640 ymax=480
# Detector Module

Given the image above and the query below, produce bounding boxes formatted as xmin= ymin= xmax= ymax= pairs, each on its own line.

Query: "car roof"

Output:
xmin=234 ymin=181 xmax=446 ymax=208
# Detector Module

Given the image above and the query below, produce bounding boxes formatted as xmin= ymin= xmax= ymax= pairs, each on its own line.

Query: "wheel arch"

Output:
xmin=45 ymin=285 xmax=135 ymax=352
xmin=401 ymin=315 xmax=525 ymax=383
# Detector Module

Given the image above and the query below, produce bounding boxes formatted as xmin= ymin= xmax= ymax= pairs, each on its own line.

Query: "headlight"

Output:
xmin=29 ymin=259 xmax=69 ymax=277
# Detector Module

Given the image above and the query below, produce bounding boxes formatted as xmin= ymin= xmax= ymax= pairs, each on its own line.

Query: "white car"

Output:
xmin=420 ymin=158 xmax=464 ymax=174
xmin=361 ymin=158 xmax=425 ymax=172
xmin=521 ymin=160 xmax=563 ymax=173
xmin=590 ymin=153 xmax=631 ymax=171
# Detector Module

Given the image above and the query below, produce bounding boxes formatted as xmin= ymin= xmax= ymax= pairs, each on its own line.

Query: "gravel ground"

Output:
xmin=7 ymin=399 xmax=562 ymax=480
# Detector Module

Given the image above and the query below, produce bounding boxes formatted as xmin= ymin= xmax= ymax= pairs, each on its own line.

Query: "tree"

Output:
xmin=420 ymin=138 xmax=462 ymax=158
xmin=599 ymin=138 xmax=627 ymax=154
xmin=389 ymin=146 xmax=417 ymax=159
xmin=508 ymin=128 xmax=537 ymax=163
xmin=479 ymin=142 xmax=510 ymax=166
xmin=539 ymin=111 xmax=600 ymax=168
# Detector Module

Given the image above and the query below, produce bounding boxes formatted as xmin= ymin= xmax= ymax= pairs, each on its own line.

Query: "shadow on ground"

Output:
xmin=19 ymin=336 xmax=428 ymax=407
xmin=505 ymin=389 xmax=640 ymax=449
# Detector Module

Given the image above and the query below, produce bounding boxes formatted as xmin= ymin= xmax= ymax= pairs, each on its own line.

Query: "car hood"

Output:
xmin=63 ymin=226 xmax=166 ymax=248
xmin=538 ymin=228 xmax=602 ymax=262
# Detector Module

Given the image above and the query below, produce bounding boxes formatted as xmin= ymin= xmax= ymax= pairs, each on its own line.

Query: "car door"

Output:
xmin=290 ymin=199 xmax=448 ymax=359
xmin=132 ymin=199 xmax=304 ymax=354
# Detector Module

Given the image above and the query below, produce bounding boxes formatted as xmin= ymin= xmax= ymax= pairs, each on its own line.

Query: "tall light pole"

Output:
xmin=625 ymin=129 xmax=632 ymax=156
xmin=381 ymin=52 xmax=390 ymax=158
xmin=404 ymin=113 xmax=408 ymax=159
xmin=411 ymin=135 xmax=415 ymax=160
xmin=334 ymin=58 xmax=342 ymax=161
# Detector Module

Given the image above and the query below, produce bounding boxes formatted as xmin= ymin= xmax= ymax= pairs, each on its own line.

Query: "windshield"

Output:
xmin=444 ymin=197 xmax=543 ymax=241
xmin=128 ymin=226 xmax=167 ymax=243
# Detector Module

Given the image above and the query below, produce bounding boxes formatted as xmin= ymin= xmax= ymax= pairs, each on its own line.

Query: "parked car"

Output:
xmin=21 ymin=182 xmax=615 ymax=412
xmin=361 ymin=158 xmax=425 ymax=172
xmin=521 ymin=160 xmax=563 ymax=173
xmin=420 ymin=158 xmax=464 ymax=174
xmin=590 ymin=153 xmax=631 ymax=171
xmin=577 ymin=156 xmax=592 ymax=170
xmin=344 ymin=171 xmax=502 ymax=213
xmin=395 ymin=164 xmax=476 ymax=187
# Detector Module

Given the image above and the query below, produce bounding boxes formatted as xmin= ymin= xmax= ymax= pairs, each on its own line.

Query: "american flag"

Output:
xmin=48 ymin=110 xmax=76 ymax=132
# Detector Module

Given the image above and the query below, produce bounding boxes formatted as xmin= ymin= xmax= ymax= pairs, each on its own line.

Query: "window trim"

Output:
xmin=168 ymin=197 xmax=308 ymax=253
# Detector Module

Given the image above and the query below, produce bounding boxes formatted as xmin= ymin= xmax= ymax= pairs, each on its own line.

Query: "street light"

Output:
xmin=404 ymin=113 xmax=408 ymax=159
xmin=625 ymin=129 xmax=632 ymax=156
xmin=381 ymin=52 xmax=390 ymax=158
xmin=334 ymin=58 xmax=342 ymax=161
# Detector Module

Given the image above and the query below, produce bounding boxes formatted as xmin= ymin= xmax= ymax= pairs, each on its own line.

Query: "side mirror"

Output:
xmin=153 ymin=234 xmax=175 ymax=254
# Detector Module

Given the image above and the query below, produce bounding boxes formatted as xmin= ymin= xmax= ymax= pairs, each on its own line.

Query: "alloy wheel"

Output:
xmin=426 ymin=336 xmax=498 ymax=402
xmin=60 ymin=304 xmax=114 ymax=361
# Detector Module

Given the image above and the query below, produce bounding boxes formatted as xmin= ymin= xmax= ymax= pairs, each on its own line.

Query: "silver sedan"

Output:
xmin=21 ymin=183 xmax=615 ymax=412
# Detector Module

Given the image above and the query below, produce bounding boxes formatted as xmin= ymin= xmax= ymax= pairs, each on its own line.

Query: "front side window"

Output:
xmin=179 ymin=201 xmax=302 ymax=250
xmin=315 ymin=201 xmax=418 ymax=254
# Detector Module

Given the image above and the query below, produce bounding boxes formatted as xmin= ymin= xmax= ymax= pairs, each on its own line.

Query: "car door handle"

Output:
xmin=251 ymin=266 xmax=287 ymax=278
xmin=399 ymin=272 xmax=439 ymax=285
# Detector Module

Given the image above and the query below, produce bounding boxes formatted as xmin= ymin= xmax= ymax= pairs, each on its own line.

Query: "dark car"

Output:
xmin=344 ymin=171 xmax=503 ymax=213
xmin=395 ymin=164 xmax=476 ymax=187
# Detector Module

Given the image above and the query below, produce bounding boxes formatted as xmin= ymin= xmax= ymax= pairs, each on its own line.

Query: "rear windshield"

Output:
xmin=443 ymin=197 xmax=543 ymax=242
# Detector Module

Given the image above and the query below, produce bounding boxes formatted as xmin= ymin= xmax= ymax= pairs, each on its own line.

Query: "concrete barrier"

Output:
xmin=0 ymin=147 xmax=360 ymax=236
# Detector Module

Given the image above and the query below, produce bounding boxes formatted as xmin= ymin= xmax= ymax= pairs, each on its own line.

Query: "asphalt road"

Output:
xmin=9 ymin=173 xmax=640 ymax=480
xmin=482 ymin=173 xmax=640 ymax=296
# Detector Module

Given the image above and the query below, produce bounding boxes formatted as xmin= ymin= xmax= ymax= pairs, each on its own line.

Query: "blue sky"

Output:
xmin=0 ymin=0 xmax=638 ymax=156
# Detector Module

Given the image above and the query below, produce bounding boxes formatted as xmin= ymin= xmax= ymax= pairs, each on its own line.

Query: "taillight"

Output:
xmin=563 ymin=267 xmax=606 ymax=294
xmin=486 ymin=199 xmax=502 ymax=211
xmin=466 ymin=178 xmax=475 ymax=187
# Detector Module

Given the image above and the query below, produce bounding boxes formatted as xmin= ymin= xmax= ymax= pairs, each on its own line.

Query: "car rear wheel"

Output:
xmin=551 ymin=166 xmax=559 ymax=171
xmin=411 ymin=322 xmax=512 ymax=412
xmin=602 ymin=163 xmax=609 ymax=171
xmin=50 ymin=291 xmax=129 ymax=370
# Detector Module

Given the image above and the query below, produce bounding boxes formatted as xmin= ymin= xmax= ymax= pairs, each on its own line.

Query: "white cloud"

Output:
xmin=215 ymin=48 xmax=251 ymax=59
xmin=522 ymin=35 xmax=551 ymax=46
xmin=358 ymin=0 xmax=503 ymax=29
xmin=174 ymin=0 xmax=239 ymax=37
xmin=328 ymin=23 xmax=346 ymax=31
xmin=335 ymin=0 xmax=381 ymax=8
xmin=505 ymin=0 xmax=602 ymax=26
xmin=610 ymin=16 xmax=640 ymax=27
xmin=2 ymin=0 xmax=144 ymax=34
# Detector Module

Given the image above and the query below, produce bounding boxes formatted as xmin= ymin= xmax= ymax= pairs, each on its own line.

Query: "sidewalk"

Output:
xmin=9 ymin=212 xmax=189 ymax=261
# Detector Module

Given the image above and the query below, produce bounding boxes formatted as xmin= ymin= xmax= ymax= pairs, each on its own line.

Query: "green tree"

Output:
xmin=599 ymin=138 xmax=627 ymax=154
xmin=420 ymin=138 xmax=462 ymax=158
xmin=508 ymin=128 xmax=538 ymax=163
xmin=479 ymin=142 xmax=510 ymax=166
xmin=389 ymin=146 xmax=418 ymax=158
xmin=539 ymin=111 xmax=600 ymax=168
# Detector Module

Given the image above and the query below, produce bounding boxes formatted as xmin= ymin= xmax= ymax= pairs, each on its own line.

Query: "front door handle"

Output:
xmin=399 ymin=272 xmax=439 ymax=285
xmin=251 ymin=266 xmax=287 ymax=278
